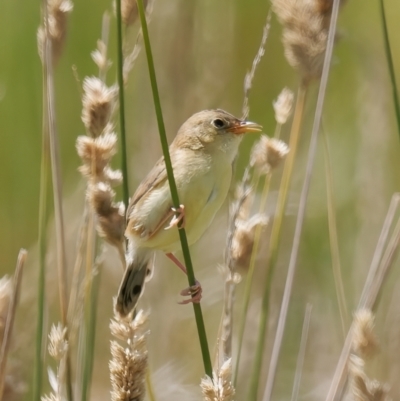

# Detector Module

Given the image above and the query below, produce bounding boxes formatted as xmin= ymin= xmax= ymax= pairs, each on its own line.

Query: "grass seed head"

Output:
xmin=81 ymin=77 xmax=117 ymax=138
xmin=250 ymin=135 xmax=289 ymax=175
xmin=231 ymin=214 xmax=269 ymax=270
xmin=273 ymin=87 xmax=294 ymax=125
xmin=48 ymin=323 xmax=68 ymax=360
xmin=271 ymin=0 xmax=333 ymax=82
xmin=201 ymin=359 xmax=235 ymax=401
xmin=352 ymin=309 xmax=379 ymax=360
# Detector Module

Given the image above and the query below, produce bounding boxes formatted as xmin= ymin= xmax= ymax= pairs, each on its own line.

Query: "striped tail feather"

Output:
xmin=115 ymin=248 xmax=152 ymax=316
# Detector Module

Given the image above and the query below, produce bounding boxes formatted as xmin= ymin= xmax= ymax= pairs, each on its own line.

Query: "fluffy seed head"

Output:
xmin=76 ymin=133 xmax=122 ymax=184
xmin=87 ymin=183 xmax=125 ymax=248
xmin=250 ymin=135 xmax=289 ymax=175
xmin=81 ymin=77 xmax=117 ymax=138
xmin=109 ymin=310 xmax=149 ymax=401
xmin=201 ymin=359 xmax=235 ymax=401
xmin=48 ymin=323 xmax=68 ymax=360
xmin=37 ymin=0 xmax=73 ymax=65
xmin=352 ymin=309 xmax=379 ymax=359
xmin=349 ymin=355 xmax=390 ymax=401
xmin=231 ymin=214 xmax=269 ymax=270
xmin=273 ymin=87 xmax=294 ymax=125
xmin=272 ymin=0 xmax=333 ymax=82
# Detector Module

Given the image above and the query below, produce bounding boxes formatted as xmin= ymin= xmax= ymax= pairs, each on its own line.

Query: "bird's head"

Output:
xmin=173 ymin=109 xmax=262 ymax=155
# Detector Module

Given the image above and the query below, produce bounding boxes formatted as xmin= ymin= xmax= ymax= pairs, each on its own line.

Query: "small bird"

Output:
xmin=116 ymin=109 xmax=262 ymax=316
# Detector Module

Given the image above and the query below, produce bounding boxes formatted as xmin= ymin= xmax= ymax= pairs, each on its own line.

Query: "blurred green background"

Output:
xmin=1 ymin=0 xmax=400 ymax=400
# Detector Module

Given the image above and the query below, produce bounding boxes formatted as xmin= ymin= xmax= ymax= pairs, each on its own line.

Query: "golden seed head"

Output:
xmin=231 ymin=214 xmax=269 ymax=270
xmin=81 ymin=77 xmax=117 ymax=138
xmin=88 ymin=183 xmax=125 ymax=247
xmin=48 ymin=323 xmax=68 ymax=360
xmin=273 ymin=87 xmax=294 ymax=125
xmin=37 ymin=0 xmax=73 ymax=65
xmin=250 ymin=135 xmax=289 ymax=175
xmin=76 ymin=133 xmax=122 ymax=184
xmin=352 ymin=309 xmax=379 ymax=359
xmin=109 ymin=310 xmax=148 ymax=401
xmin=272 ymin=0 xmax=332 ymax=81
xmin=201 ymin=359 xmax=235 ymax=401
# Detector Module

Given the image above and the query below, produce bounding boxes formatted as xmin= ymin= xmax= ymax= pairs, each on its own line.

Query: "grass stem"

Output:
xmin=248 ymin=83 xmax=307 ymax=400
xmin=379 ymin=0 xmax=400 ymax=137
xmin=136 ymin=0 xmax=212 ymax=377
xmin=234 ymin=172 xmax=271 ymax=384
xmin=116 ymin=0 xmax=130 ymax=210
xmin=322 ymin=127 xmax=348 ymax=335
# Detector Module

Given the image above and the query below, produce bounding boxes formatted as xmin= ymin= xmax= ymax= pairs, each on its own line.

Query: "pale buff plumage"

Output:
xmin=116 ymin=109 xmax=262 ymax=316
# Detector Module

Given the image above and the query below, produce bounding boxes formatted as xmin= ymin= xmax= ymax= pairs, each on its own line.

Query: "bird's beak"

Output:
xmin=227 ymin=120 xmax=263 ymax=135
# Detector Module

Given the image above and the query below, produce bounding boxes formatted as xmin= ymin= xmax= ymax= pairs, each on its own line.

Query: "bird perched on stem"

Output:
xmin=116 ymin=109 xmax=262 ymax=316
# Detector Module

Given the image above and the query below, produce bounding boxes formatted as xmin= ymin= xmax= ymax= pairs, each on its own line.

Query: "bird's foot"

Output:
xmin=178 ymin=280 xmax=202 ymax=304
xmin=165 ymin=204 xmax=186 ymax=230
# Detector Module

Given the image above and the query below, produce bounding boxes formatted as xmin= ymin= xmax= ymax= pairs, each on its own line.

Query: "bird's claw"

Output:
xmin=178 ymin=280 xmax=202 ymax=305
xmin=165 ymin=204 xmax=186 ymax=230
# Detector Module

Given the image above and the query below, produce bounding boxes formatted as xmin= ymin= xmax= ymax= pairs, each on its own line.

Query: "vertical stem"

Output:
xmin=116 ymin=0 xmax=130 ymax=210
xmin=234 ymin=172 xmax=271 ymax=384
xmin=33 ymin=78 xmax=50 ymax=401
xmin=378 ymin=0 xmax=400 ymax=137
xmin=42 ymin=8 xmax=73 ymax=398
xmin=136 ymin=0 xmax=212 ymax=377
xmin=248 ymin=84 xmax=307 ymax=400
xmin=322 ymin=128 xmax=348 ymax=334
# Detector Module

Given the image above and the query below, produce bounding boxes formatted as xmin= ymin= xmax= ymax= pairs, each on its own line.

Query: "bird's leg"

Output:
xmin=165 ymin=205 xmax=186 ymax=230
xmin=165 ymin=252 xmax=202 ymax=304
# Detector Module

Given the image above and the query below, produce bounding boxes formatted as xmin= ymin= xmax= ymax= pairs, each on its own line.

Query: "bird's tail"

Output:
xmin=115 ymin=247 xmax=153 ymax=317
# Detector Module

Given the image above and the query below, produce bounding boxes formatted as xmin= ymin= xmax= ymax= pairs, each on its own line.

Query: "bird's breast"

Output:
xmin=130 ymin=150 xmax=233 ymax=252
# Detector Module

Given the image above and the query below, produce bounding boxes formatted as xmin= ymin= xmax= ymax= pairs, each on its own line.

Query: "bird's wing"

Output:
xmin=127 ymin=156 xmax=167 ymax=213
xmin=126 ymin=155 xmax=173 ymax=239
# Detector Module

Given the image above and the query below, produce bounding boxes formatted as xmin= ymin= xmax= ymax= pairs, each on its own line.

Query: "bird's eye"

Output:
xmin=212 ymin=118 xmax=226 ymax=129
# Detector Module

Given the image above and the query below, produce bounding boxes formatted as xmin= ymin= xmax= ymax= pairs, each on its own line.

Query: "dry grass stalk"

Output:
xmin=262 ymin=1 xmax=342 ymax=399
xmin=201 ymin=358 xmax=235 ymax=401
xmin=325 ymin=194 xmax=400 ymax=401
xmin=109 ymin=310 xmax=148 ymax=401
xmin=242 ymin=11 xmax=271 ymax=120
xmin=271 ymin=0 xmax=335 ymax=82
xmin=37 ymin=0 xmax=73 ymax=65
xmin=0 ymin=250 xmax=27 ymax=400
xmin=41 ymin=323 xmax=69 ymax=401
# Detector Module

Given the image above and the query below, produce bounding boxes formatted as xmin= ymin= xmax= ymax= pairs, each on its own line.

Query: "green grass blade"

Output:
xmin=136 ymin=0 xmax=212 ymax=377
xmin=379 ymin=0 xmax=400 ymax=138
xmin=116 ymin=0 xmax=130 ymax=210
